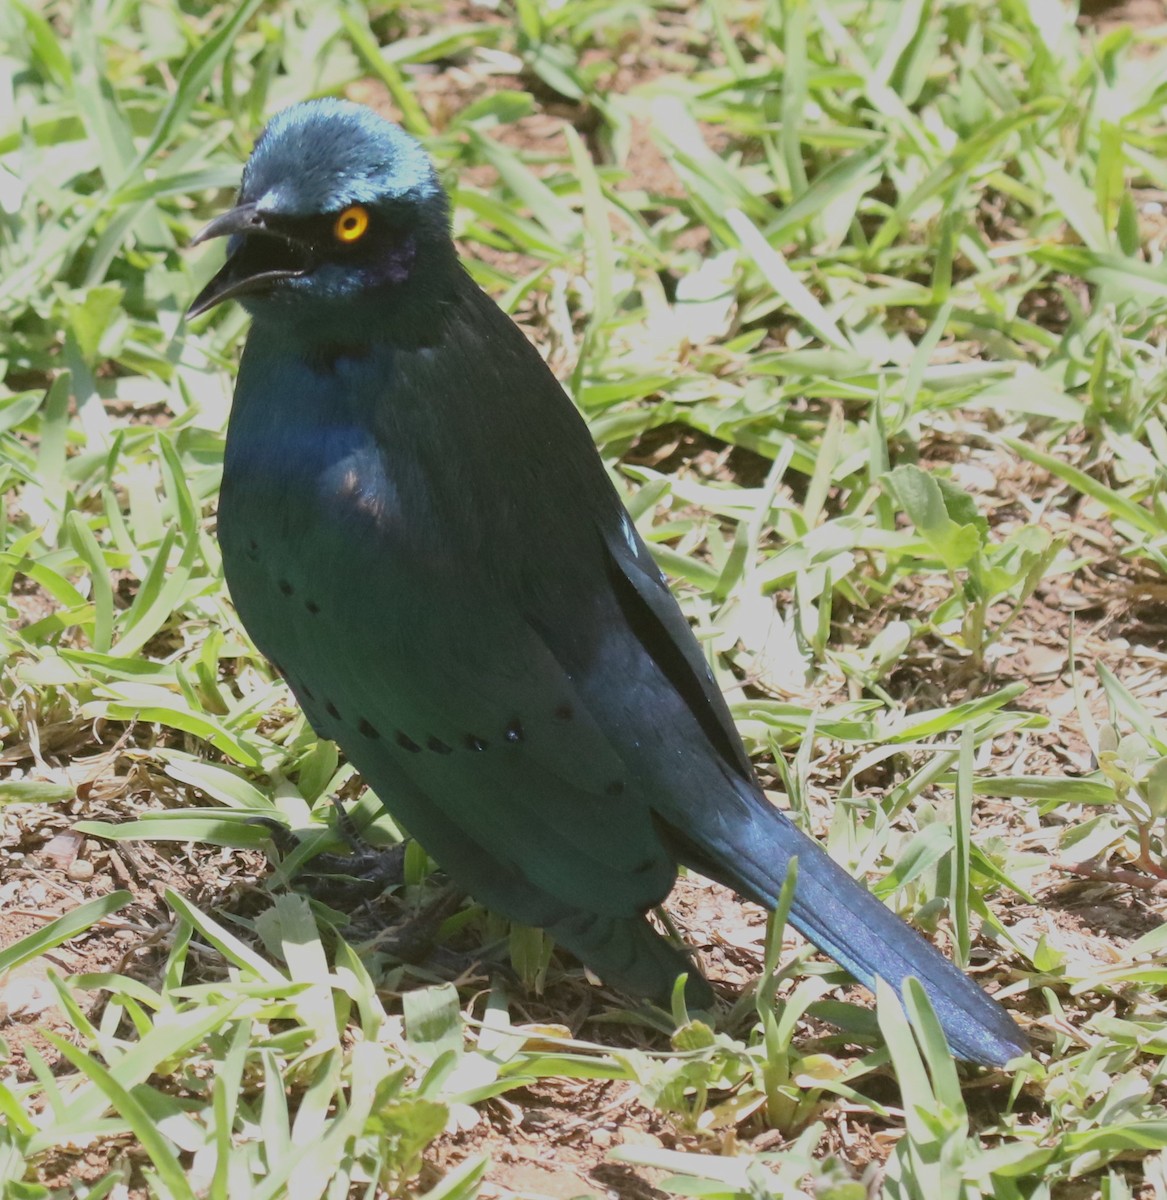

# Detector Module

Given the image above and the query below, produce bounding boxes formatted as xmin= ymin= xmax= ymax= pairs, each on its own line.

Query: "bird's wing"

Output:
xmin=596 ymin=511 xmax=756 ymax=783
xmin=285 ymin=530 xmax=680 ymax=919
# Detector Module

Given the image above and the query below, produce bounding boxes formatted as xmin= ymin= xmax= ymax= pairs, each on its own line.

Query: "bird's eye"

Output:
xmin=333 ymin=205 xmax=369 ymax=243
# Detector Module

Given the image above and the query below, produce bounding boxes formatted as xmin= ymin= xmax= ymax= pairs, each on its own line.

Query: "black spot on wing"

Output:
xmin=278 ymin=579 xmax=294 ymax=596
xmin=325 ymin=700 xmax=340 ymax=719
xmin=505 ymin=719 xmax=524 ymax=744
xmin=358 ymin=718 xmax=379 ymax=739
xmin=427 ymin=736 xmax=452 ymax=755
xmin=464 ymin=733 xmax=488 ymax=751
xmin=396 ymin=731 xmax=421 ymax=753
xmin=554 ymin=703 xmax=574 ymax=721
xmin=305 ymin=599 xmax=320 ymax=615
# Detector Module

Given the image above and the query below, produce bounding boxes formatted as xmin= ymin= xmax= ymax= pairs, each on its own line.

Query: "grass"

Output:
xmin=3 ymin=0 xmax=1167 ymax=1195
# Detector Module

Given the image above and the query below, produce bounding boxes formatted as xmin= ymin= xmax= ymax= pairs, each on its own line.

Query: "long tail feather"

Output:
xmin=667 ymin=800 xmax=1026 ymax=1066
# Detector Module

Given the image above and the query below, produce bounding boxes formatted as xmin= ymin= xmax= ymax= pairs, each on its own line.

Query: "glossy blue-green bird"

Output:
xmin=189 ymin=99 xmax=1025 ymax=1066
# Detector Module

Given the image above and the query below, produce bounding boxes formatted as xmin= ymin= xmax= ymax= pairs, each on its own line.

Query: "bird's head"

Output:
xmin=188 ymin=100 xmax=455 ymax=323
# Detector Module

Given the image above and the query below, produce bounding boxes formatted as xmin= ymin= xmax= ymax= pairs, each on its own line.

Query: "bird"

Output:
xmin=187 ymin=98 xmax=1026 ymax=1067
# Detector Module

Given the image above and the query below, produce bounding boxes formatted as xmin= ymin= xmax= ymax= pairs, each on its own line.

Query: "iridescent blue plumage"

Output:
xmin=192 ymin=99 xmax=1026 ymax=1066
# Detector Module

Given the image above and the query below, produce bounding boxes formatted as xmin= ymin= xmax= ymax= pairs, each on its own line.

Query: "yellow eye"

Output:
xmin=334 ymin=204 xmax=369 ymax=243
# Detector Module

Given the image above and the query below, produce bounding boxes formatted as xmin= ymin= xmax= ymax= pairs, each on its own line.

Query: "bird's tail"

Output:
xmin=662 ymin=795 xmax=1026 ymax=1066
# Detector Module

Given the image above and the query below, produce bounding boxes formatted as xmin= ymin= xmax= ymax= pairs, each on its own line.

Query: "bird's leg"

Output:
xmin=251 ymin=816 xmax=501 ymax=980
xmin=310 ymin=838 xmax=410 ymax=897
xmin=248 ymin=806 xmax=410 ymax=901
xmin=307 ymin=796 xmax=409 ymax=888
xmin=296 ymin=836 xmax=410 ymax=904
xmin=369 ymin=885 xmax=516 ymax=987
xmin=328 ymin=793 xmax=366 ymax=852
xmin=370 ymin=884 xmax=465 ymax=961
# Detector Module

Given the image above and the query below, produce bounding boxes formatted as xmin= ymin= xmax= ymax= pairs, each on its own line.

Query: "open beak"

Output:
xmin=186 ymin=203 xmax=310 ymax=318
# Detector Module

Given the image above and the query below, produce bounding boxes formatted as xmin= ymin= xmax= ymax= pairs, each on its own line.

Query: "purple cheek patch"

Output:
xmin=377 ymin=234 xmax=417 ymax=285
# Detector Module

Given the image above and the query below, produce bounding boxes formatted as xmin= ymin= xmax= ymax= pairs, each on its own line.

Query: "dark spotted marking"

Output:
xmin=300 ymin=681 xmax=315 ymax=700
xmin=505 ymin=719 xmax=524 ymax=744
xmin=278 ymin=579 xmax=294 ymax=596
xmin=464 ymin=734 xmax=488 ymax=751
xmin=633 ymin=858 xmax=656 ymax=875
xmin=246 ymin=538 xmax=260 ymax=560
xmin=606 ymin=780 xmax=625 ymax=797
xmin=358 ymin=718 xmax=379 ymax=740
xmin=554 ymin=703 xmax=574 ymax=721
xmin=396 ymin=730 xmax=421 ymax=753
xmin=427 ymin=736 xmax=452 ymax=755
xmin=305 ymin=599 xmax=321 ymax=614
xmin=325 ymin=700 xmax=340 ymax=719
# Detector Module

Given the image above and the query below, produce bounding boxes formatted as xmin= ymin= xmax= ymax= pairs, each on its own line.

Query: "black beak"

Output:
xmin=186 ymin=203 xmax=310 ymax=319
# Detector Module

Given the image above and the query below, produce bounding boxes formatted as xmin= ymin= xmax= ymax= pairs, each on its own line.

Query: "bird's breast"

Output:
xmin=221 ymin=339 xmax=404 ymax=537
xmin=217 ymin=339 xmax=419 ymax=660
